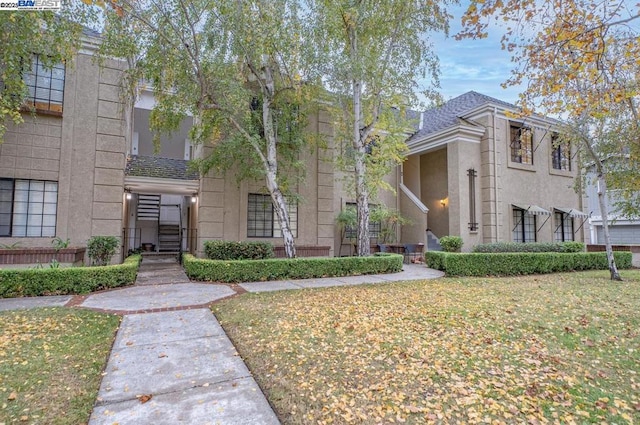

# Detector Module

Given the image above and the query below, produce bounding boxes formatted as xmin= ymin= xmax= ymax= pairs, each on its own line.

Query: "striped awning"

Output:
xmin=554 ymin=207 xmax=590 ymax=218
xmin=513 ymin=204 xmax=552 ymax=216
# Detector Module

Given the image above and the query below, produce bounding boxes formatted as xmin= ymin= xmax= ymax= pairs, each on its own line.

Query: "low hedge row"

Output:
xmin=426 ymin=251 xmax=632 ymax=277
xmin=204 ymin=240 xmax=274 ymax=260
xmin=183 ymin=253 xmax=403 ymax=283
xmin=472 ymin=241 xmax=585 ymax=253
xmin=0 ymin=254 xmax=141 ymax=298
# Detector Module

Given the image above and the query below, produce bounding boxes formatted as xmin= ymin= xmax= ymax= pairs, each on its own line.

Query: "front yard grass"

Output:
xmin=0 ymin=308 xmax=120 ymax=424
xmin=214 ymin=269 xmax=640 ymax=424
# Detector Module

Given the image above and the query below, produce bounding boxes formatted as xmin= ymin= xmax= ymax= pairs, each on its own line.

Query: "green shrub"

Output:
xmin=204 ymin=240 xmax=274 ymax=260
xmin=439 ymin=236 xmax=463 ymax=252
xmin=472 ymin=241 xmax=585 ymax=253
xmin=426 ymin=251 xmax=631 ymax=277
xmin=183 ymin=253 xmax=403 ymax=283
xmin=87 ymin=236 xmax=120 ymax=266
xmin=0 ymin=254 xmax=141 ymax=298
xmin=559 ymin=241 xmax=585 ymax=253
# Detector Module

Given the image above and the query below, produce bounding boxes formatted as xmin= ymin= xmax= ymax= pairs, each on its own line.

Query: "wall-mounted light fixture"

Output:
xmin=440 ymin=198 xmax=447 ymax=207
xmin=191 ymin=194 xmax=197 ymax=203
xmin=125 ymin=188 xmax=132 ymax=200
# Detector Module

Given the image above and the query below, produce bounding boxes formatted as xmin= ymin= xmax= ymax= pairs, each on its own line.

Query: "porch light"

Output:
xmin=191 ymin=194 xmax=197 ymax=203
xmin=125 ymin=189 xmax=132 ymax=200
xmin=440 ymin=198 xmax=446 ymax=207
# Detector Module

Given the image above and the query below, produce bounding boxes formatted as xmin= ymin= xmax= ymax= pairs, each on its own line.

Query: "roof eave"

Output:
xmin=462 ymin=102 xmax=562 ymax=128
xmin=124 ymin=175 xmax=200 ymax=195
xmin=407 ymin=123 xmax=486 ymax=155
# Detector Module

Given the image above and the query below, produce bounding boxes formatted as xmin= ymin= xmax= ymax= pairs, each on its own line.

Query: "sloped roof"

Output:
xmin=409 ymin=91 xmax=517 ymax=142
xmin=125 ymin=155 xmax=199 ymax=180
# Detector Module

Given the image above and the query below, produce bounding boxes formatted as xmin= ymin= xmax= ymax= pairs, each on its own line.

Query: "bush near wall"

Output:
xmin=183 ymin=253 xmax=403 ymax=283
xmin=425 ymin=251 xmax=632 ymax=277
xmin=0 ymin=254 xmax=141 ymax=298
xmin=472 ymin=241 xmax=585 ymax=253
xmin=204 ymin=241 xmax=275 ymax=260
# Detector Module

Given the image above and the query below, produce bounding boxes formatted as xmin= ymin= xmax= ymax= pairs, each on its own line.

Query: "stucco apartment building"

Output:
xmin=401 ymin=92 xmax=587 ymax=251
xmin=0 ymin=41 xmax=586 ymax=261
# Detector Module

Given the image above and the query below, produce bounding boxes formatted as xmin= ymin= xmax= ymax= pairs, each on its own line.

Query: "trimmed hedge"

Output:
xmin=472 ymin=241 xmax=585 ymax=253
xmin=0 ymin=254 xmax=141 ymax=298
xmin=440 ymin=236 xmax=463 ymax=252
xmin=204 ymin=240 xmax=274 ymax=260
xmin=183 ymin=253 xmax=403 ymax=283
xmin=426 ymin=251 xmax=632 ymax=277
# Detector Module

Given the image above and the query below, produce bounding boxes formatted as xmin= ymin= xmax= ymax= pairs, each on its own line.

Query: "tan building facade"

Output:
xmin=1 ymin=48 xmax=585 ymax=262
xmin=404 ymin=91 xmax=586 ymax=252
xmin=1 ymin=38 xmax=127 ymax=259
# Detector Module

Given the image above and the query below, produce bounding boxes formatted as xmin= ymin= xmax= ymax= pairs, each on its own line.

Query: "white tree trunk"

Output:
xmin=353 ymin=78 xmax=370 ymax=256
xmin=596 ymin=172 xmax=621 ymax=280
xmin=262 ymin=60 xmax=296 ymax=258
xmin=348 ymin=21 xmax=371 ymax=257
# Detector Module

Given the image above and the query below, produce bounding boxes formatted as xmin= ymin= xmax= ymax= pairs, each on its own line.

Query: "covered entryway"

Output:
xmin=123 ymin=155 xmax=199 ymax=259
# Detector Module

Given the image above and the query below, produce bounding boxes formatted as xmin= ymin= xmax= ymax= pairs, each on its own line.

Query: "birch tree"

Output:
xmin=460 ymin=0 xmax=640 ymax=279
xmin=101 ymin=0 xmax=309 ymax=257
xmin=307 ymin=0 xmax=451 ymax=256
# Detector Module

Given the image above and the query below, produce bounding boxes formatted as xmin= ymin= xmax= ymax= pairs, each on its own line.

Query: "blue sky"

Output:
xmin=430 ymin=3 xmax=524 ymax=105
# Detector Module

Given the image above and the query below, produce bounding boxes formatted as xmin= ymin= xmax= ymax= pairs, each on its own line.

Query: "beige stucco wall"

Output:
xmin=332 ymin=149 xmax=400 ymax=255
xmin=134 ymin=108 xmax=192 ymax=159
xmin=0 ymin=52 xmax=127 ymax=263
xmin=399 ymin=155 xmax=427 ymax=245
xmin=496 ymin=117 xmax=582 ymax=243
xmin=420 ymin=148 xmax=449 ymax=239
xmin=447 ymin=140 xmax=484 ymax=251
xmin=196 ymin=106 xmax=336 ymax=256
xmin=477 ymin=113 xmax=501 ymax=243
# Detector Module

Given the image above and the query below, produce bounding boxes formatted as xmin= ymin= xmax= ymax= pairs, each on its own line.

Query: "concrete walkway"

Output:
xmin=0 ymin=256 xmax=443 ymax=424
xmin=88 ymin=309 xmax=279 ymax=425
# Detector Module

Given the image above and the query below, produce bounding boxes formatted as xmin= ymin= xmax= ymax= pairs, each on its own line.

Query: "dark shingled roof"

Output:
xmin=125 ymin=155 xmax=199 ymax=180
xmin=408 ymin=91 xmax=517 ymax=142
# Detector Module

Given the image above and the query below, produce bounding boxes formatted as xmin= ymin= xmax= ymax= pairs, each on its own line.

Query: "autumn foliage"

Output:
xmin=215 ymin=273 xmax=640 ymax=424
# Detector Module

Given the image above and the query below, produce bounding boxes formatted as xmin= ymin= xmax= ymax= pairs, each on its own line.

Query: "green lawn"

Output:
xmin=214 ymin=270 xmax=640 ymax=424
xmin=0 ymin=308 xmax=120 ymax=424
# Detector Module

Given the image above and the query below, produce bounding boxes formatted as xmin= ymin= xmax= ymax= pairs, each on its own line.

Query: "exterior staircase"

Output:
xmin=158 ymin=223 xmax=181 ymax=252
xmin=426 ymin=230 xmax=442 ymax=251
xmin=137 ymin=194 xmax=160 ymax=221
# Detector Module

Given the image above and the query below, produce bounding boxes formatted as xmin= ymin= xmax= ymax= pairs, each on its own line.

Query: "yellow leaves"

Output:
xmin=216 ymin=274 xmax=640 ymax=424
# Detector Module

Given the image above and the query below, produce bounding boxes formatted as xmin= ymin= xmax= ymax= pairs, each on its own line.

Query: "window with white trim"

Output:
xmin=247 ymin=193 xmax=297 ymax=238
xmin=512 ymin=207 xmax=536 ymax=243
xmin=0 ymin=179 xmax=58 ymax=237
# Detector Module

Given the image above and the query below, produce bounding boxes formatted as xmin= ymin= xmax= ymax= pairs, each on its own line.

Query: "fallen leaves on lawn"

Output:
xmin=215 ymin=272 xmax=640 ymax=424
xmin=0 ymin=308 xmax=120 ymax=425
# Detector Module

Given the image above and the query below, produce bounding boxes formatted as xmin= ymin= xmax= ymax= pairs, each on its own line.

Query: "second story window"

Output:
xmin=510 ymin=124 xmax=533 ymax=165
xmin=23 ymin=54 xmax=65 ymax=114
xmin=551 ymin=134 xmax=571 ymax=171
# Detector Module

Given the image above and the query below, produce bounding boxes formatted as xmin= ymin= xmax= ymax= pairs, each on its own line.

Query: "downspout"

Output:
xmin=493 ymin=107 xmax=501 ymax=242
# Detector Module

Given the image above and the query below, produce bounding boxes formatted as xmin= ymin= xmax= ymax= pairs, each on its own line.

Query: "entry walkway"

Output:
xmin=0 ymin=256 xmax=444 ymax=424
